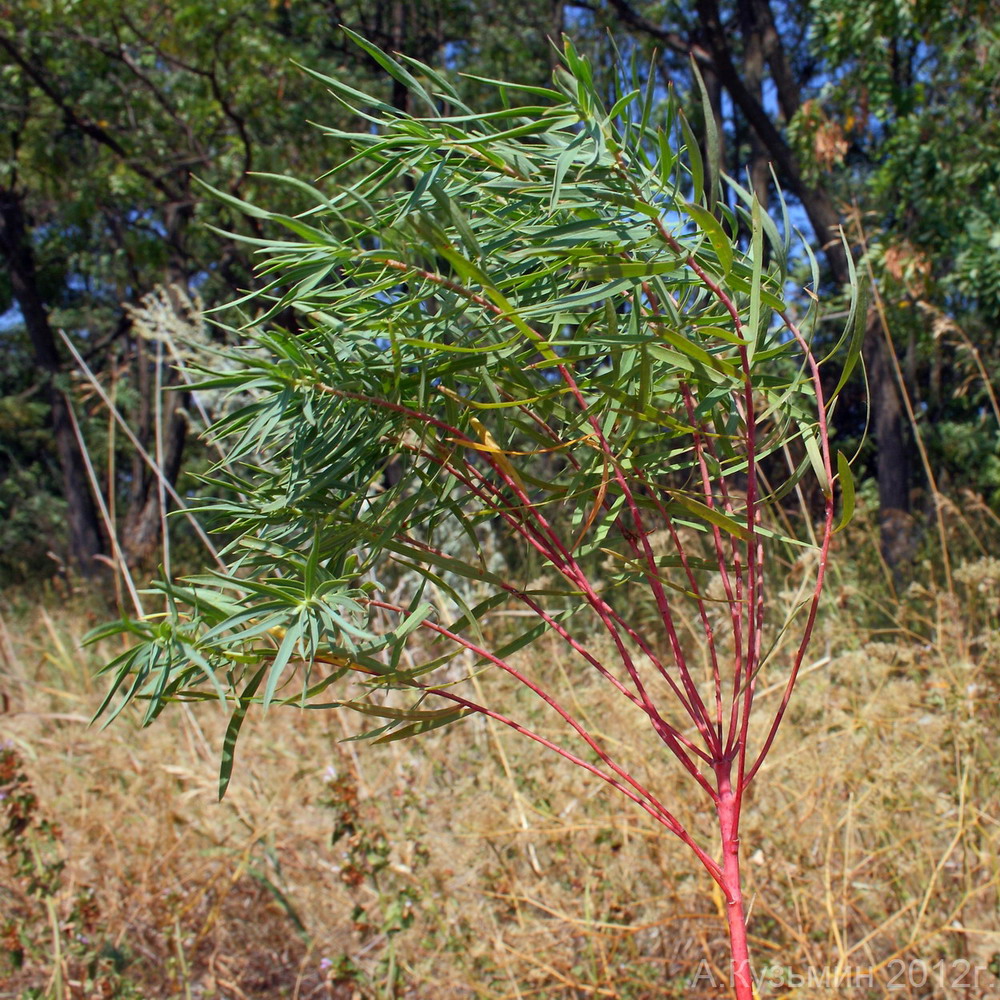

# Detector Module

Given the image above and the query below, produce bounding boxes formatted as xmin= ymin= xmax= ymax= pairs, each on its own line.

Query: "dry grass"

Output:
xmin=3 ymin=533 xmax=1000 ymax=999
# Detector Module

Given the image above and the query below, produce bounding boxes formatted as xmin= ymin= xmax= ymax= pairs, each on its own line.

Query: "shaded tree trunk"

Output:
xmin=865 ymin=309 xmax=912 ymax=565
xmin=550 ymin=0 xmax=566 ymax=66
xmin=0 ymin=189 xmax=105 ymax=575
xmin=390 ymin=0 xmax=409 ymax=114
xmin=737 ymin=0 xmax=770 ymax=209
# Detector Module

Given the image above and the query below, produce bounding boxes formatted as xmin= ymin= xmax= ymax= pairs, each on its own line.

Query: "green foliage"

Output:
xmin=0 ymin=0 xmax=561 ymax=329
xmin=0 ymin=330 xmax=66 ymax=580
xmin=0 ymin=403 xmax=64 ymax=552
xmin=1 ymin=0 xmax=457 ymax=580
xmin=787 ymin=2 xmax=1000 ymax=527
xmin=90 ymin=36 xmax=857 ymax=806
xmin=806 ymin=6 xmax=1000 ymax=322
xmin=868 ymin=26 xmax=1000 ymax=316
xmin=0 ymin=0 xmax=599 ymax=582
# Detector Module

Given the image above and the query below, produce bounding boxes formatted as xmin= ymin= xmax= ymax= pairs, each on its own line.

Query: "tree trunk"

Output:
xmin=550 ymin=0 xmax=566 ymax=66
xmin=0 ymin=189 xmax=105 ymax=576
xmin=865 ymin=309 xmax=912 ymax=566
xmin=737 ymin=0 xmax=770 ymax=209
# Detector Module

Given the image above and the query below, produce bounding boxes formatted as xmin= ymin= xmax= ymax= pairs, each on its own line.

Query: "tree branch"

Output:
xmin=0 ymin=33 xmax=183 ymax=207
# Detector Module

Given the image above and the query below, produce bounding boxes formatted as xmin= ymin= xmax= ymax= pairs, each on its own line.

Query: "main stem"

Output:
xmin=716 ymin=764 xmax=754 ymax=1000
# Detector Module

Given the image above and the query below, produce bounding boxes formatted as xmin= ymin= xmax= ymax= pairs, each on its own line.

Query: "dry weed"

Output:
xmin=2 ymin=553 xmax=999 ymax=998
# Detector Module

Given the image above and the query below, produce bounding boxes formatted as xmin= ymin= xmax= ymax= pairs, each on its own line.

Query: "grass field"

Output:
xmin=3 ymin=517 xmax=1000 ymax=999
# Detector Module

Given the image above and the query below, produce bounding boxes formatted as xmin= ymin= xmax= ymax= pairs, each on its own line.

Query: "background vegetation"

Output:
xmin=3 ymin=1 xmax=1000 ymax=997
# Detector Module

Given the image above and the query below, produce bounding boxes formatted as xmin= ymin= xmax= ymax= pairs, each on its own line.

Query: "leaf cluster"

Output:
xmin=90 ymin=35 xmax=860 ymax=797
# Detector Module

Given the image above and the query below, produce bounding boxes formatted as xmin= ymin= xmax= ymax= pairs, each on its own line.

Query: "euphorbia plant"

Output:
xmin=91 ymin=35 xmax=861 ymax=998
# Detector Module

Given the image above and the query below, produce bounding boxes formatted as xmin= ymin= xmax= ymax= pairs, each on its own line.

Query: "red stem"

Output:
xmin=369 ymin=255 xmax=724 ymax=747
xmin=403 ymin=417 xmax=721 ymax=758
xmin=347 ymin=231 xmax=833 ymax=993
xmin=502 ymin=583 xmax=716 ymax=768
xmin=431 ymin=682 xmax=725 ymax=882
xmin=716 ymin=764 xmax=755 ymax=1000
xmin=679 ymin=382 xmax=742 ymax=740
xmin=556 ymin=365 xmax=720 ymax=751
xmin=400 ymin=532 xmax=714 ymax=770
xmin=635 ymin=288 xmax=728 ymax=739
xmin=367 ymin=598 xmax=725 ymax=863
xmin=638 ymin=182 xmax=768 ymax=772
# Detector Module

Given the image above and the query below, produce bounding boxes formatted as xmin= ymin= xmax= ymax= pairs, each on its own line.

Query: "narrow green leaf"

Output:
xmin=340 ymin=27 xmax=439 ymax=115
xmin=678 ymin=111 xmax=704 ymax=203
xmin=294 ymin=62 xmax=401 ymax=117
xmin=577 ymin=259 xmax=684 ymax=281
xmin=835 ymin=450 xmax=856 ymax=533
xmin=747 ymin=197 xmax=764 ymax=363
xmin=551 ymin=135 xmax=583 ymax=213
xmin=803 ymin=430 xmax=829 ymax=492
xmin=690 ymin=60 xmax=720 ymax=205
xmin=478 ymin=618 xmax=553 ymax=665
xmin=457 ymin=73 xmax=562 ymax=102
xmin=340 ymin=701 xmax=465 ymax=723
xmin=670 ymin=493 xmax=751 ymax=541
xmin=655 ymin=326 xmax=738 ymax=377
xmin=833 ymin=243 xmax=869 ymax=396
xmin=372 ymin=707 xmax=471 ymax=744
xmin=608 ymin=87 xmax=640 ymax=122
xmin=639 ymin=57 xmax=657 ymax=136
xmin=723 ymin=171 xmax=785 ymax=270
xmin=220 ymin=665 xmax=267 ymax=800
xmin=262 ymin=622 xmax=303 ymax=711
xmin=685 ymin=203 xmax=733 ymax=277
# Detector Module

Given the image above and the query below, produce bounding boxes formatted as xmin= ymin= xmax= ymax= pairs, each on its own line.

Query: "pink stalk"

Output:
xmin=676 ymin=246 xmax=768 ymax=1000
xmin=401 ymin=441 xmax=713 ymax=739
xmin=679 ymin=381 xmax=744 ymax=736
xmin=638 ymin=295 xmax=741 ymax=715
xmin=500 ymin=583 xmax=715 ymax=768
xmin=366 ymin=598 xmax=713 ymax=835
xmin=428 ymin=681 xmax=726 ymax=882
xmin=402 ymin=533 xmax=714 ymax=768
xmin=361 ymin=256 xmax=722 ymax=746
xmin=628 ymin=186 xmax=826 ymax=996
xmin=555 ymin=365 xmax=720 ymax=748
xmin=393 ymin=462 xmax=720 ymax=786
xmin=715 ymin=762 xmax=754 ymax=1000
xmin=378 ymin=254 xmax=723 ymax=746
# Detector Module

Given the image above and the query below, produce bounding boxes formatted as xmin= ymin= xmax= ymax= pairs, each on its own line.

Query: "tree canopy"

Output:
xmin=1 ymin=0 xmax=997 ymax=583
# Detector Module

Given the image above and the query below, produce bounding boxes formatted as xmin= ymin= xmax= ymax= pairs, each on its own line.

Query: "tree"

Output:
xmin=0 ymin=0 xmax=579 ymax=581
xmin=576 ymin=0 xmax=1000 ymax=562
xmin=0 ymin=0 xmax=487 ymax=576
xmin=91 ymin=38 xmax=859 ymax=997
xmin=0 ymin=0 xmax=299 ymax=572
xmin=0 ymin=189 xmax=105 ymax=574
xmin=819 ymin=9 xmax=1000 ymax=528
